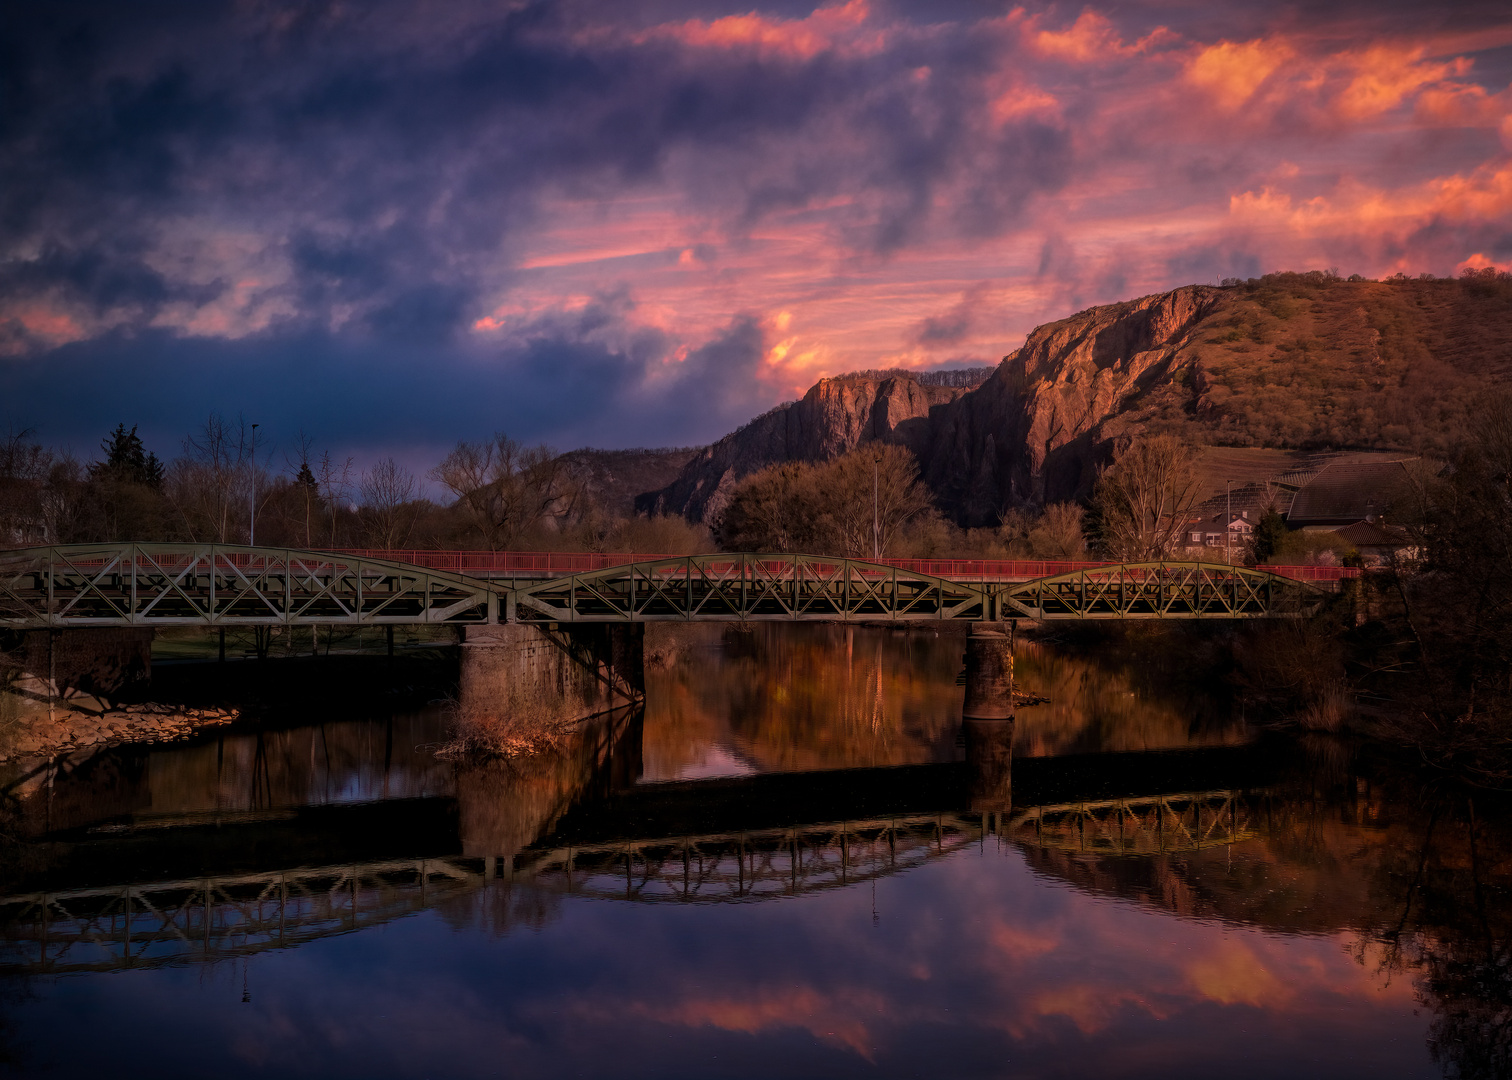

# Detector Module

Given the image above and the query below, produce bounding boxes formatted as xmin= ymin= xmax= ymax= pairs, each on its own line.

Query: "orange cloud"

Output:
xmin=1334 ymin=46 xmax=1470 ymax=120
xmin=648 ymin=0 xmax=876 ymax=60
xmin=1033 ymin=12 xmax=1125 ymax=62
xmin=1185 ymin=38 xmax=1294 ymax=110
xmin=1030 ymin=11 xmax=1174 ymax=62
xmin=1230 ymin=161 xmax=1512 ymax=235
xmin=990 ymin=85 xmax=1061 ymax=124
xmin=1458 ymin=253 xmax=1510 ymax=274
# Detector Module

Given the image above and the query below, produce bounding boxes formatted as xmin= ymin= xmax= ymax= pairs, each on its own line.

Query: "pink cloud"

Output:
xmin=640 ymin=0 xmax=882 ymax=60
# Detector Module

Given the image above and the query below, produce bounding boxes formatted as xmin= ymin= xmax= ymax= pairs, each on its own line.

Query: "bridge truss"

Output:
xmin=0 ymin=544 xmax=498 ymax=627
xmin=0 ymin=546 xmax=1327 ymax=629
xmin=997 ymin=562 xmax=1324 ymax=620
xmin=513 ymin=555 xmax=1326 ymax=623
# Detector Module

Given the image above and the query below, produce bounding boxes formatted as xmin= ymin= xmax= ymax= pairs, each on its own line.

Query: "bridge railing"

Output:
xmin=332 ymin=549 xmax=1362 ymax=584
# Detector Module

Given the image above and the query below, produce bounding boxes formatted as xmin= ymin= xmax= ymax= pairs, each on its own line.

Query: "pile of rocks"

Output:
xmin=0 ymin=703 xmax=241 ymax=763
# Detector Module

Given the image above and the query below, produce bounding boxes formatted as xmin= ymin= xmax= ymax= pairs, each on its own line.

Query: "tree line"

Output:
xmin=0 ymin=418 xmax=709 ymax=554
xmin=0 ymin=414 xmax=1347 ymax=564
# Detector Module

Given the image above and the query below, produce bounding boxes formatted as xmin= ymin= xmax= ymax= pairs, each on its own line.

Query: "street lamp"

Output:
xmin=872 ymin=452 xmax=882 ymax=561
xmin=1225 ymin=479 xmax=1233 ymax=564
xmin=249 ymin=423 xmax=260 ymax=546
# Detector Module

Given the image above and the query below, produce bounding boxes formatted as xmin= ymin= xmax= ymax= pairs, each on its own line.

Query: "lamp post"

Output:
xmin=872 ymin=453 xmax=881 ymax=561
xmin=1225 ymin=479 xmax=1232 ymax=564
xmin=249 ymin=423 xmax=260 ymax=546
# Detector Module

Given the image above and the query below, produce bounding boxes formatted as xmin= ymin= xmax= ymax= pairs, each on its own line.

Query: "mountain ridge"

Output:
xmin=638 ymin=272 xmax=1512 ymax=526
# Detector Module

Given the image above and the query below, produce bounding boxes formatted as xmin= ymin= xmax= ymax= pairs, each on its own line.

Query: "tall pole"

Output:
xmin=249 ymin=423 xmax=260 ymax=546
xmin=1225 ymin=479 xmax=1232 ymax=564
xmin=872 ymin=455 xmax=880 ymax=561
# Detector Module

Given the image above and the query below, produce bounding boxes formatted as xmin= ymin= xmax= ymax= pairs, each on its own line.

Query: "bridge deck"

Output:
xmin=0 ymin=545 xmax=1344 ymax=628
xmin=334 ymin=548 xmax=1360 ymax=585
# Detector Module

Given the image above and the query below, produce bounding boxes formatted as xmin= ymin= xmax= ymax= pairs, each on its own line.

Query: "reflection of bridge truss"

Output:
xmin=515 ymin=814 xmax=980 ymax=904
xmin=1003 ymin=790 xmax=1259 ymax=856
xmin=0 ymin=858 xmax=486 ymax=975
xmin=1 ymin=546 xmax=1325 ymax=629
xmin=0 ymin=791 xmax=1265 ymax=974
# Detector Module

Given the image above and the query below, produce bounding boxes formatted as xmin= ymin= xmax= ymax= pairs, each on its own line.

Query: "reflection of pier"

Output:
xmin=1 ymin=788 xmax=1262 ymax=973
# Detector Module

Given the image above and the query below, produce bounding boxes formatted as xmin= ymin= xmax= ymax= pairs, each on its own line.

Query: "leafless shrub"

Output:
xmin=436 ymin=698 xmax=572 ymax=759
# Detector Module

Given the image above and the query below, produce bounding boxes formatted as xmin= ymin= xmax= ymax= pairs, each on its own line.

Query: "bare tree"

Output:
xmin=359 ymin=458 xmax=420 ymax=550
xmin=823 ymin=444 xmax=937 ymax=559
xmin=0 ymin=427 xmax=53 ymax=544
xmin=1030 ymin=502 xmax=1087 ymax=558
xmin=315 ymin=450 xmax=355 ymax=545
xmin=430 ymin=433 xmax=577 ymax=549
xmin=166 ymin=413 xmax=261 ymax=543
xmin=717 ymin=445 xmax=936 ymax=557
xmin=1092 ymin=436 xmax=1204 ymax=560
xmin=285 ymin=431 xmax=324 ymax=548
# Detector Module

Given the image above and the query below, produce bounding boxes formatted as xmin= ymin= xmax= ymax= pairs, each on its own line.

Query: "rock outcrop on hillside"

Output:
xmin=925 ymin=287 xmax=1219 ymax=521
xmin=636 ymin=373 xmax=966 ymax=523
xmin=559 ymin=446 xmax=701 ymax=518
xmin=638 ymin=273 xmax=1512 ymax=527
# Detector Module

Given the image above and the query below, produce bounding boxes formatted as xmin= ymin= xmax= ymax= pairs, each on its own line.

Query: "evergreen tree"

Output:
xmin=1249 ymin=507 xmax=1288 ymax=563
xmin=94 ymin=424 xmax=164 ymax=487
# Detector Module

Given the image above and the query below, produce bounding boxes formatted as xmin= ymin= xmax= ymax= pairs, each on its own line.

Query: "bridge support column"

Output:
xmin=962 ymin=623 xmax=1013 ymax=720
xmin=459 ymin=624 xmax=644 ymax=750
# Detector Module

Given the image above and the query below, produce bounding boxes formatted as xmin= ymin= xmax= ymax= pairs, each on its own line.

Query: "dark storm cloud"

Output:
xmin=2 ymin=0 xmax=1510 ymax=457
xmin=0 ymin=1 xmax=1070 ymax=334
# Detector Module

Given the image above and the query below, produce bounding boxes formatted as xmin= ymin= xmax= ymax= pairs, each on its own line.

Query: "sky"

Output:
xmin=2 ymin=0 xmax=1510 ymax=469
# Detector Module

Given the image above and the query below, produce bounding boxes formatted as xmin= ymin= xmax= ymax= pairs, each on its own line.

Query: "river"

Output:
xmin=1 ymin=624 xmax=1506 ymax=1079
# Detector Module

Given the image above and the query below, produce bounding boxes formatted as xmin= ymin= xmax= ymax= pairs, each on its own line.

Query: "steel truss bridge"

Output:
xmin=0 ymin=545 xmax=1329 ymax=629
xmin=0 ymin=791 xmax=1259 ymax=975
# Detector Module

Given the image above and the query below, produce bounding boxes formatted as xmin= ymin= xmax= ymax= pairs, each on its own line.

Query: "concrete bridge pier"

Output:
xmin=460 ymin=623 xmax=645 ymax=737
xmin=962 ymin=623 xmax=1013 ymax=720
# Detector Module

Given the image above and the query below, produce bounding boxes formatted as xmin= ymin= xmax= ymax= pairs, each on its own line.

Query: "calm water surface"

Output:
xmin=1 ymin=625 xmax=1507 ymax=1079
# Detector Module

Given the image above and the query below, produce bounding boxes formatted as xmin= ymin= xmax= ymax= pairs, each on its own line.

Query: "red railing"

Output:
xmin=333 ymin=550 xmax=1362 ymax=584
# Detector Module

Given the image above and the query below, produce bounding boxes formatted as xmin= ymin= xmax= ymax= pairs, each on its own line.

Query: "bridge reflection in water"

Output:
xmin=1 ymin=792 xmax=1261 ymax=975
xmin=0 ymin=682 xmax=1271 ymax=975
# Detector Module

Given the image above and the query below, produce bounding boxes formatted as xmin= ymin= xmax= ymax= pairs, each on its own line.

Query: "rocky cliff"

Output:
xmin=924 ymin=286 xmax=1218 ymax=522
xmin=636 ymin=373 xmax=967 ymax=523
xmin=640 ymin=273 xmax=1512 ymax=526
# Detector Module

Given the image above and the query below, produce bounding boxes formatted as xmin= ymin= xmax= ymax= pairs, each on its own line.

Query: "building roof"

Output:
xmin=1286 ymin=460 xmax=1414 ymax=526
xmin=1334 ymin=519 xmax=1412 ymax=548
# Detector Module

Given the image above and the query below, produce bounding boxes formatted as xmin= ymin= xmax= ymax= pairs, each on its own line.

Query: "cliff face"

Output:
xmin=642 ymin=287 xmax=1217 ymax=524
xmin=925 ymin=286 xmax=1218 ymax=521
xmin=640 ymin=273 xmax=1512 ymax=526
xmin=636 ymin=374 xmax=964 ymax=522
xmin=559 ymin=447 xmax=701 ymax=518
